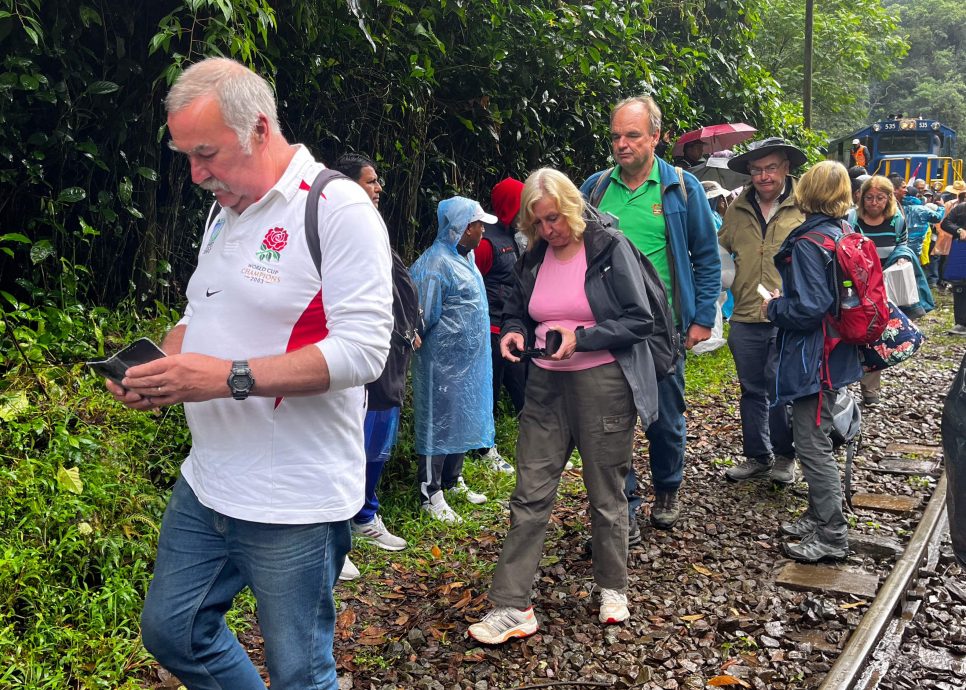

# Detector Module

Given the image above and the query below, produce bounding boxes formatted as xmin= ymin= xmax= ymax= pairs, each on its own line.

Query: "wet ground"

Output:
xmin=147 ymin=294 xmax=966 ymax=689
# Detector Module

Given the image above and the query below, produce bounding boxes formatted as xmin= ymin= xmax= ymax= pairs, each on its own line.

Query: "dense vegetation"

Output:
xmin=0 ymin=0 xmax=948 ymax=687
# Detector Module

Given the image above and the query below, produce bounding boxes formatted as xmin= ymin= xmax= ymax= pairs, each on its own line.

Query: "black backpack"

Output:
xmin=207 ymin=168 xmax=421 ymax=410
xmin=586 ymin=205 xmax=681 ymax=381
xmin=304 ymin=170 xmax=421 ymax=410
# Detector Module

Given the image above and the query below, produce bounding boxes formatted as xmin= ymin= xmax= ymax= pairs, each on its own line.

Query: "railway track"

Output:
xmin=820 ymin=472 xmax=950 ymax=689
xmin=769 ymin=438 xmax=960 ymax=690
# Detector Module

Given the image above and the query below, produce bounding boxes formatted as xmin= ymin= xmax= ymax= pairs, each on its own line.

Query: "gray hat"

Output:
xmin=727 ymin=137 xmax=807 ymax=175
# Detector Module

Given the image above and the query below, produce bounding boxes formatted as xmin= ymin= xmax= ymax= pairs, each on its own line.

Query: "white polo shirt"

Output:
xmin=178 ymin=145 xmax=393 ymax=524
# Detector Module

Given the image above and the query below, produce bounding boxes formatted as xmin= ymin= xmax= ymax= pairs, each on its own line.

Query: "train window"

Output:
xmin=877 ymin=134 xmax=931 ymax=154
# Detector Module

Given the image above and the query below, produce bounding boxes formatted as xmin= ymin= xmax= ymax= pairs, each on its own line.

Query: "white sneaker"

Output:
xmin=351 ymin=514 xmax=408 ymax=551
xmin=599 ymin=588 xmax=629 ymax=624
xmin=467 ymin=606 xmax=539 ymax=644
xmin=483 ymin=447 xmax=514 ymax=474
xmin=338 ymin=556 xmax=360 ymax=581
xmin=422 ymin=491 xmax=463 ymax=523
xmin=449 ymin=476 xmax=487 ymax=504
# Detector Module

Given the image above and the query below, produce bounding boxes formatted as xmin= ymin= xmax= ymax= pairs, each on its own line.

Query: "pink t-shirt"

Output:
xmin=528 ymin=246 xmax=617 ymax=371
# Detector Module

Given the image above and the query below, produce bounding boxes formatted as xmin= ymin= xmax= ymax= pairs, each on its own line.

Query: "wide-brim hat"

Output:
xmin=727 ymin=137 xmax=808 ymax=175
xmin=945 ymin=180 xmax=966 ymax=195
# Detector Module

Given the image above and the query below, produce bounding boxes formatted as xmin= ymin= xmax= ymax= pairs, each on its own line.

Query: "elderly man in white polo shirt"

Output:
xmin=105 ymin=57 xmax=392 ymax=689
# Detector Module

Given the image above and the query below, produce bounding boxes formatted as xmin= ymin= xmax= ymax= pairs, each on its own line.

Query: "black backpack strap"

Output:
xmin=304 ymin=168 xmax=351 ymax=276
xmin=204 ymin=202 xmax=222 ymax=233
xmin=588 ymin=167 xmax=614 ymax=207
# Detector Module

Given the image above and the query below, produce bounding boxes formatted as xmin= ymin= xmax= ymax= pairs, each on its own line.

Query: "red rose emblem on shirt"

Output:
xmin=263 ymin=227 xmax=288 ymax=251
xmin=256 ymin=227 xmax=288 ymax=262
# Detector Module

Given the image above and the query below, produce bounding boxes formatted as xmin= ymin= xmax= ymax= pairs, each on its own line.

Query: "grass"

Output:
xmin=684 ymin=325 xmax=738 ymax=403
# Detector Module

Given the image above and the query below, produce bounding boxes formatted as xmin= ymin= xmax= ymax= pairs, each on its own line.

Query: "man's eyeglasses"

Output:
xmin=748 ymin=163 xmax=784 ymax=177
xmin=863 ymin=194 xmax=889 ymax=203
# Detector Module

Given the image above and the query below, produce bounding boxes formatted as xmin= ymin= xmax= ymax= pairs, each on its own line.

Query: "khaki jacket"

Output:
xmin=719 ymin=179 xmax=805 ymax=323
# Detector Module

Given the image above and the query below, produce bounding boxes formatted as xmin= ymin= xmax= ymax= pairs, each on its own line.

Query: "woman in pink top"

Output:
xmin=468 ymin=168 xmax=660 ymax=644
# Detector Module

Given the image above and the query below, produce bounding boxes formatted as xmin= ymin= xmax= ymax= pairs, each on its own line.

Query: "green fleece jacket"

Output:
xmin=718 ymin=178 xmax=805 ymax=324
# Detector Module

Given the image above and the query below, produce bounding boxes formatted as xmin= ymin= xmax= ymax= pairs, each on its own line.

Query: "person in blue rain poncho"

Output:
xmin=410 ymin=196 xmax=497 ymax=523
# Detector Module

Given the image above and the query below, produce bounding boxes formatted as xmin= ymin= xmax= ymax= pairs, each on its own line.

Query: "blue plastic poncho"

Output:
xmin=409 ymin=197 xmax=495 ymax=455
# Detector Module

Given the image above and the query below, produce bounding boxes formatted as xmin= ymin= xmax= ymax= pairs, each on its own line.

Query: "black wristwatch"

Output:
xmin=227 ymin=360 xmax=255 ymax=400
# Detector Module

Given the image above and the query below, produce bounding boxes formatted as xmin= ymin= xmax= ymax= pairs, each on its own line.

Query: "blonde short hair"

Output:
xmin=518 ymin=168 xmax=587 ymax=247
xmin=794 ymin=161 xmax=852 ymax=217
xmin=859 ymin=175 xmax=898 ymax=219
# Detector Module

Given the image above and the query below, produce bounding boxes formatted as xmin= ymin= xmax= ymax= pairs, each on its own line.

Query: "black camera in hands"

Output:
xmin=514 ymin=329 xmax=562 ymax=360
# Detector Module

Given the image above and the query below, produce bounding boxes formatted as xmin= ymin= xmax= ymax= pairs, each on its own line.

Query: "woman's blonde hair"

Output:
xmin=518 ymin=168 xmax=586 ymax=247
xmin=858 ymin=175 xmax=898 ymax=219
xmin=794 ymin=160 xmax=852 ymax=217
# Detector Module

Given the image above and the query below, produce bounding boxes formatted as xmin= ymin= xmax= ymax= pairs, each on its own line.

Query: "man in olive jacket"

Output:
xmin=718 ymin=138 xmax=806 ymax=485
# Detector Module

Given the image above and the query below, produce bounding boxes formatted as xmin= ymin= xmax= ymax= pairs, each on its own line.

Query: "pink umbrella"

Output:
xmin=673 ymin=123 xmax=757 ymax=156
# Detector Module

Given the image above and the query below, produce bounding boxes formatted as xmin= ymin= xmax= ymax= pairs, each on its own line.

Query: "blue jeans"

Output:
xmin=141 ymin=477 xmax=349 ymax=690
xmin=354 ymin=406 xmax=401 ymax=524
xmin=728 ymin=321 xmax=794 ymax=461
xmin=625 ymin=355 xmax=686 ymax=517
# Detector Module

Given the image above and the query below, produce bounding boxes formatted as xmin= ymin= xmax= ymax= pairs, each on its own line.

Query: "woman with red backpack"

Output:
xmin=762 ymin=161 xmax=863 ymax=563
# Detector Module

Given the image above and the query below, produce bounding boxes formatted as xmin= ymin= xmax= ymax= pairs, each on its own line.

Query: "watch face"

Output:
xmin=228 ymin=362 xmax=253 ymax=398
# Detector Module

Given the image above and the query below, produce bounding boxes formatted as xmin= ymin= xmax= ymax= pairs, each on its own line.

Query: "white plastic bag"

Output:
xmin=692 ymin=292 xmax=727 ymax=355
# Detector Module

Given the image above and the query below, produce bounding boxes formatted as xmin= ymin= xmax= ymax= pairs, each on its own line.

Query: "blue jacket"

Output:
xmin=580 ymin=159 xmax=721 ymax=332
xmin=409 ymin=197 xmax=495 ymax=455
xmin=767 ymin=214 xmax=863 ymax=404
xmin=901 ymin=195 xmax=945 ymax=242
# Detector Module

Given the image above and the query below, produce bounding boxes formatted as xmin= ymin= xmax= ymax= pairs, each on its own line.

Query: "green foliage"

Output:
xmin=0 ymin=299 xmax=189 ymax=687
xmin=876 ymin=0 xmax=966 ymax=158
xmin=751 ymin=0 xmax=908 ymax=136
xmin=1 ymin=0 xmax=793 ymax=299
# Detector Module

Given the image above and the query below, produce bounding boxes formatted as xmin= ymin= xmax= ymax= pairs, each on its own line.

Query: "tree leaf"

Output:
xmin=708 ymin=675 xmax=750 ymax=687
xmin=0 ymin=233 xmax=31 ymax=244
xmin=430 ymin=544 xmax=442 ymax=559
xmin=57 ymin=187 xmax=87 ymax=204
xmin=0 ymin=391 xmax=30 ymax=421
xmin=57 ymin=466 xmax=84 ymax=494
xmin=87 ymin=80 xmax=119 ymax=95
xmin=29 ymin=240 xmax=55 ymax=264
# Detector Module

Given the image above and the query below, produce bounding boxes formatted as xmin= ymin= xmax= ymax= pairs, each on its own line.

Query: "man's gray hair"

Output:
xmin=611 ymin=95 xmax=662 ymax=135
xmin=165 ymin=57 xmax=280 ymax=154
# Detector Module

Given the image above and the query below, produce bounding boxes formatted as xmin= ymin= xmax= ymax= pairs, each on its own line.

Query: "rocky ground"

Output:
xmin=149 ymin=294 xmax=966 ymax=689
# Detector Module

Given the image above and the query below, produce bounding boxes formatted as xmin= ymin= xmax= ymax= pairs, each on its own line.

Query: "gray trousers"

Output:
xmin=417 ymin=453 xmax=464 ymax=502
xmin=860 ymin=370 xmax=881 ymax=399
xmin=488 ymin=363 xmax=636 ymax=609
xmin=791 ymin=392 xmax=848 ymax=547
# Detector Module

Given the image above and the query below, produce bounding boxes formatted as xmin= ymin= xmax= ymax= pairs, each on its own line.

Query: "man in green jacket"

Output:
xmin=718 ymin=138 xmax=806 ymax=485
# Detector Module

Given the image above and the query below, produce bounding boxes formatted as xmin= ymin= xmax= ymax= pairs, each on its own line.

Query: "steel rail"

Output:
xmin=818 ymin=473 xmax=948 ymax=690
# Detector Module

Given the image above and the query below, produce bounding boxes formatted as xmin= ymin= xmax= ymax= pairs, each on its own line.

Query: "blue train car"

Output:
xmin=828 ymin=117 xmax=963 ymax=188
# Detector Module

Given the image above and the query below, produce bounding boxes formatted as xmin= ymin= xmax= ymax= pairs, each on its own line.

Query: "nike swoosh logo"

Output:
xmin=206 ymin=289 xmax=222 ymax=297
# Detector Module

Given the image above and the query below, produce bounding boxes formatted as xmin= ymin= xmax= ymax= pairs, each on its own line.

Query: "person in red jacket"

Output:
xmin=473 ymin=178 xmax=526 ymax=474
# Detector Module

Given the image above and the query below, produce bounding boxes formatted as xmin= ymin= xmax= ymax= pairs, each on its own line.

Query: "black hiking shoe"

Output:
xmin=780 ymin=513 xmax=819 ymax=539
xmin=783 ymin=533 xmax=848 ymax=563
xmin=725 ymin=458 xmax=772 ymax=482
xmin=628 ymin=517 xmax=641 ymax=547
xmin=651 ymin=490 xmax=680 ymax=530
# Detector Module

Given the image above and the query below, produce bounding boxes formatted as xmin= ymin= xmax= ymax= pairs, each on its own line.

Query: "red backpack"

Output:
xmin=798 ymin=221 xmax=890 ymax=345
